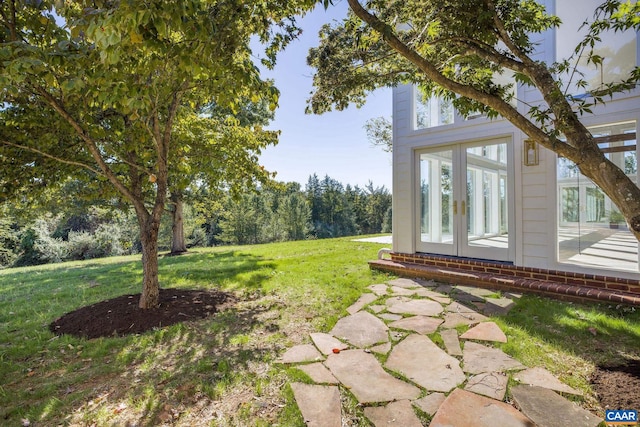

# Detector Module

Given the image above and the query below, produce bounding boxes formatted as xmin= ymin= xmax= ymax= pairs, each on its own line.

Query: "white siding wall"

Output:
xmin=517 ymin=0 xmax=555 ymax=268
xmin=392 ymin=84 xmax=414 ymax=253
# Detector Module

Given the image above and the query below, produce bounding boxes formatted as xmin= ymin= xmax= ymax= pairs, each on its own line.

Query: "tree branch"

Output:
xmin=0 ymin=139 xmax=102 ymax=175
xmin=7 ymin=0 xmax=19 ymax=42
xmin=484 ymin=0 xmax=531 ymax=63
xmin=32 ymin=85 xmax=143 ymax=209
xmin=483 ymin=0 xmax=599 ymax=158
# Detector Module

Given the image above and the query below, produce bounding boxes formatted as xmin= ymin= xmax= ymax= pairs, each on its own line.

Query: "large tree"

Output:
xmin=308 ymin=0 xmax=640 ymax=240
xmin=0 ymin=0 xmax=314 ymax=308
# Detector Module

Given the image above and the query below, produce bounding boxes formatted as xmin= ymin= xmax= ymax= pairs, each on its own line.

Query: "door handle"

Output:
xmin=462 ymin=200 xmax=466 ymax=214
xmin=453 ymin=200 xmax=457 ymax=215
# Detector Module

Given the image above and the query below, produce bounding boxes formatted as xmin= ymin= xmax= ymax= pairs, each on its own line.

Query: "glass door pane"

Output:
xmin=464 ymin=142 xmax=509 ymax=253
xmin=418 ymin=149 xmax=455 ymax=254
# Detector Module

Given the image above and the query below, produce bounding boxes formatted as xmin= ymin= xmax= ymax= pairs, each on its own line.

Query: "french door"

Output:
xmin=416 ymin=138 xmax=513 ymax=262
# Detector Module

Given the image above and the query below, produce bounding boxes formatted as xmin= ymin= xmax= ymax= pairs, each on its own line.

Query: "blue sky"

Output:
xmin=255 ymin=2 xmax=393 ymax=190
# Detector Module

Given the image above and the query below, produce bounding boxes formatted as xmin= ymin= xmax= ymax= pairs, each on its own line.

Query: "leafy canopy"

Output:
xmin=0 ymin=0 xmax=316 ymax=307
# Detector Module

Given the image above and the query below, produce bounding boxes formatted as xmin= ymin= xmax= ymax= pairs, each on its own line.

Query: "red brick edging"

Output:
xmin=369 ymin=253 xmax=640 ymax=307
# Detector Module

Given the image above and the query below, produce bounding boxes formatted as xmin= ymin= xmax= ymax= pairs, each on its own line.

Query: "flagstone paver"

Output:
xmin=330 ymin=311 xmax=389 ymax=348
xmin=446 ymin=301 xmax=482 ymax=314
xmin=464 ymin=372 xmax=508 ymax=400
xmin=413 ymin=288 xmax=452 ymax=304
xmin=310 ymin=332 xmax=348 ymax=356
xmin=439 ymin=328 xmax=463 ymax=356
xmin=435 ymin=284 xmax=454 ymax=293
xmin=388 ymin=315 xmax=443 ymax=334
xmin=462 ymin=341 xmax=525 ymax=374
xmin=483 ymin=297 xmax=516 ymax=315
xmin=363 ymin=400 xmax=423 ymax=427
xmin=368 ymin=284 xmax=389 ymax=295
xmin=511 ymin=385 xmax=603 ymax=427
xmin=370 ymin=342 xmax=392 ymax=354
xmin=296 ymin=363 xmax=338 ymax=384
xmin=390 ymin=285 xmax=417 ymax=296
xmin=514 ymin=367 xmax=583 ymax=395
xmin=368 ymin=304 xmax=385 ymax=313
xmin=385 ymin=334 xmax=466 ymax=392
xmin=290 ymin=383 xmax=341 ymax=427
xmin=430 ymin=388 xmax=535 ymax=427
xmin=442 ymin=311 xmax=490 ymax=328
xmin=346 ymin=293 xmax=378 ymax=314
xmin=456 ymin=285 xmax=498 ymax=298
xmin=421 ymin=279 xmax=439 ymax=287
xmin=472 ymin=301 xmax=487 ymax=311
xmin=453 ymin=292 xmax=486 ymax=303
xmin=460 ymin=321 xmax=508 ymax=343
xmin=324 ymin=349 xmax=421 ymax=403
xmin=387 ymin=278 xmax=422 ymax=289
xmin=378 ymin=313 xmax=403 ymax=321
xmin=385 ymin=297 xmax=444 ymax=316
xmin=412 ymin=392 xmax=446 ymax=416
xmin=279 ymin=344 xmax=323 ymax=364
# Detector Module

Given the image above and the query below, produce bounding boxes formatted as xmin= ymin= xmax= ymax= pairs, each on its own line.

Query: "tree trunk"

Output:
xmin=138 ymin=214 xmax=161 ymax=309
xmin=170 ymin=192 xmax=187 ymax=255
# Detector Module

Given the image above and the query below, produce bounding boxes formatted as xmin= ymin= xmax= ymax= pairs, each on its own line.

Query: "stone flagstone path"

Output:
xmin=279 ymin=278 xmax=604 ymax=427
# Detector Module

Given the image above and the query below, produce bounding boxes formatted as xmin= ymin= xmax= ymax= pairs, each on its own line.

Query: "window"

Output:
xmin=557 ymin=121 xmax=638 ymax=272
xmin=415 ymin=90 xmax=454 ymax=129
xmin=555 ymin=0 xmax=637 ymax=95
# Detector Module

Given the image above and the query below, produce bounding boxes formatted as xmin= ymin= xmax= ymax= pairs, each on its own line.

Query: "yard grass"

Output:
xmin=0 ymin=235 xmax=639 ymax=426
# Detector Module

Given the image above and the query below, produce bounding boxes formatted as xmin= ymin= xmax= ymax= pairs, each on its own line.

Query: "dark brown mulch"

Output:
xmin=591 ymin=359 xmax=640 ymax=410
xmin=49 ymin=288 xmax=236 ymax=339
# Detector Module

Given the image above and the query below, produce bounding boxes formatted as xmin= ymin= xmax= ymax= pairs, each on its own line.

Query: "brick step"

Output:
xmin=369 ymin=259 xmax=640 ymax=307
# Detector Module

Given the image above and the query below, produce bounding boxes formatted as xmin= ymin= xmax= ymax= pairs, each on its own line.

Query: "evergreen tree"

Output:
xmin=278 ymin=191 xmax=312 ymax=241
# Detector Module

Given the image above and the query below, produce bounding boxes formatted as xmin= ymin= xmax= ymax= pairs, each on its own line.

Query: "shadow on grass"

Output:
xmin=500 ymin=295 xmax=640 ymax=366
xmin=105 ymin=302 xmax=283 ymax=426
xmin=22 ymin=298 xmax=289 ymax=426
xmin=158 ymin=250 xmax=277 ymax=292
xmin=0 ymin=250 xmax=282 ymax=426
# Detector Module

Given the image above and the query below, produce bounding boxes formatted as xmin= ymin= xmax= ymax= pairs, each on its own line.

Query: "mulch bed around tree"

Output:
xmin=49 ymin=288 xmax=236 ymax=339
xmin=590 ymin=359 xmax=640 ymax=411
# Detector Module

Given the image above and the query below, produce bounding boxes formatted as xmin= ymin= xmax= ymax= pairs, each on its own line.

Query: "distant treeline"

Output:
xmin=0 ymin=174 xmax=391 ymax=268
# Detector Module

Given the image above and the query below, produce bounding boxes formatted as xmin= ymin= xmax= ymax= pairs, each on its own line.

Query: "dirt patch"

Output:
xmin=591 ymin=359 xmax=640 ymax=410
xmin=49 ymin=288 xmax=236 ymax=339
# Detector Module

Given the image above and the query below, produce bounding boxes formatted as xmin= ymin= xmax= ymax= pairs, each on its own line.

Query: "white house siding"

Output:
xmin=392 ymin=84 xmax=414 ymax=254
xmin=391 ymin=0 xmax=639 ymax=278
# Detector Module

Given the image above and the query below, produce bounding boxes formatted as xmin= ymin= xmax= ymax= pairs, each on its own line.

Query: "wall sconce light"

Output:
xmin=524 ymin=139 xmax=539 ymax=166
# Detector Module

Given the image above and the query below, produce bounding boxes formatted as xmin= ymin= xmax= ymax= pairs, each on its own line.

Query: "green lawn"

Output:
xmin=0 ymin=236 xmax=638 ymax=426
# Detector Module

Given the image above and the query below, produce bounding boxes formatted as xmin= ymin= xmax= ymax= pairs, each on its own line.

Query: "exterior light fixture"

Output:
xmin=524 ymin=139 xmax=539 ymax=166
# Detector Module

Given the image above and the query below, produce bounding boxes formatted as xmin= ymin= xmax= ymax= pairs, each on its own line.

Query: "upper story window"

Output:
xmin=414 ymin=68 xmax=518 ymax=129
xmin=556 ymin=0 xmax=637 ymax=95
xmin=415 ymin=90 xmax=454 ymax=129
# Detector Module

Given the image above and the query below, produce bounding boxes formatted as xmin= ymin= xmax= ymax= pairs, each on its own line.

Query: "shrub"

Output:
xmin=67 ymin=231 xmax=96 ymax=260
xmin=67 ymin=223 xmax=128 ymax=260
xmin=30 ymin=217 xmax=69 ymax=264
